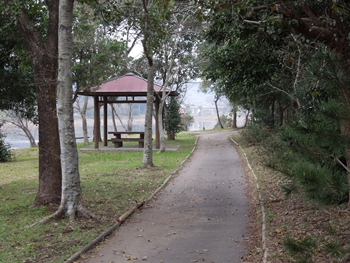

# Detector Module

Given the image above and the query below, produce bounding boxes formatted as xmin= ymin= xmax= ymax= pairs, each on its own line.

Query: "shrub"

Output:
xmin=0 ymin=124 xmax=13 ymax=162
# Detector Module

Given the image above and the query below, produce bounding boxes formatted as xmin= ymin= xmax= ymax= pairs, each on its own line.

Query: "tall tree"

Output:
xmin=102 ymin=0 xmax=173 ymax=166
xmin=2 ymin=0 xmax=63 ymax=206
xmin=56 ymin=0 xmax=89 ymax=220
xmin=141 ymin=0 xmax=156 ymax=166
xmin=199 ymin=81 xmax=225 ymax=129
xmin=200 ymin=1 xmax=350 ymax=205
xmin=154 ymin=3 xmax=200 ymax=152
xmin=72 ymin=2 xmax=127 ymax=145
xmin=164 ymin=96 xmax=182 ymax=140
xmin=33 ymin=0 xmax=90 ymax=224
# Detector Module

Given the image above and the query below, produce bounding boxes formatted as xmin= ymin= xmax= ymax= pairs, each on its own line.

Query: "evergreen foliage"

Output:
xmin=164 ymin=97 xmax=182 ymax=140
xmin=283 ymin=236 xmax=317 ymax=263
xmin=199 ymin=1 xmax=350 ymax=206
xmin=241 ymin=48 xmax=349 ymax=205
xmin=0 ymin=123 xmax=12 ymax=162
xmin=0 ymin=15 xmax=37 ymax=122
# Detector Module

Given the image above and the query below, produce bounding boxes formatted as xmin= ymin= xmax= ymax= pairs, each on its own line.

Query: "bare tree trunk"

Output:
xmin=244 ymin=109 xmax=250 ymax=127
xmin=338 ymin=87 xmax=350 ymax=209
xmin=214 ymin=95 xmax=223 ymax=129
xmin=16 ymin=1 xmax=62 ymax=206
xmin=81 ymin=96 xmax=89 ymax=146
xmin=111 ymin=104 xmax=130 ymax=131
xmin=75 ymin=96 xmax=89 ymax=146
xmin=111 ymin=104 xmax=118 ymax=131
xmin=56 ymin=0 xmax=89 ymax=220
xmin=158 ymin=99 xmax=166 ymax=152
xmin=142 ymin=42 xmax=154 ymax=167
xmin=127 ymin=103 xmax=133 ymax=131
xmin=21 ymin=119 xmax=37 ymax=147
xmin=2 ymin=111 xmax=38 ymax=147
xmin=232 ymin=111 xmax=237 ymax=129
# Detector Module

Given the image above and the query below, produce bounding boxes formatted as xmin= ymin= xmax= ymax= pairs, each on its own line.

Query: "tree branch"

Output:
xmin=243 ymin=5 xmax=269 ymax=19
xmin=243 ymin=16 xmax=282 ymax=25
xmin=333 ymin=155 xmax=350 ymax=174
xmin=295 ymin=0 xmax=322 ymax=26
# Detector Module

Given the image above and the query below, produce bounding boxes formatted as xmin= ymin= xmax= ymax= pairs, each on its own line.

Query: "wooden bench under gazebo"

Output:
xmin=77 ymin=72 xmax=178 ymax=149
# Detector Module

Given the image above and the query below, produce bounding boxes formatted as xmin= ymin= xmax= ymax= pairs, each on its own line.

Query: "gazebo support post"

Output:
xmin=155 ymin=96 xmax=160 ymax=149
xmin=77 ymin=73 xmax=178 ymax=150
xmin=93 ymin=95 xmax=99 ymax=149
xmin=103 ymin=96 xmax=108 ymax=146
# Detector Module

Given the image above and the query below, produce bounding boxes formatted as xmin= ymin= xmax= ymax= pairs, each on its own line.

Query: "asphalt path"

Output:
xmin=81 ymin=131 xmax=249 ymax=263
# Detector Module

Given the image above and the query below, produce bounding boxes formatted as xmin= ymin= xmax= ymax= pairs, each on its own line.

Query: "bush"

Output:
xmin=240 ymin=119 xmax=349 ymax=205
xmin=181 ymin=113 xmax=194 ymax=132
xmin=239 ymin=121 xmax=274 ymax=146
xmin=164 ymin=97 xmax=182 ymax=140
xmin=0 ymin=124 xmax=13 ymax=162
xmin=214 ymin=114 xmax=232 ymax=129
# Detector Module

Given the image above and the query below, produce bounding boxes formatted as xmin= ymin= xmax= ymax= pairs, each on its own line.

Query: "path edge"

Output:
xmin=64 ymin=136 xmax=200 ymax=263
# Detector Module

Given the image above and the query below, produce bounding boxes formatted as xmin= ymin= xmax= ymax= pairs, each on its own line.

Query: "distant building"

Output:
xmin=187 ymin=104 xmax=225 ymax=116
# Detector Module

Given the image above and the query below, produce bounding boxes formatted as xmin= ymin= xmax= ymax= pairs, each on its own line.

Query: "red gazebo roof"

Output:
xmin=78 ymin=72 xmax=176 ymax=97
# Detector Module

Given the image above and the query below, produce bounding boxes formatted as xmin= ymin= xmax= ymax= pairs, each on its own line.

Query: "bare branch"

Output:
xmin=334 ymin=155 xmax=350 ymax=174
xmin=291 ymin=34 xmax=302 ymax=109
xmin=244 ymin=5 xmax=269 ymax=19
xmin=267 ymin=82 xmax=299 ymax=106
xmin=243 ymin=16 xmax=282 ymax=25
xmin=127 ymin=31 xmax=142 ymax=55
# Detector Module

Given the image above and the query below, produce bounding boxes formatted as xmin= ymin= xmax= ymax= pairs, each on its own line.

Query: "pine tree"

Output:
xmin=244 ymin=48 xmax=350 ymax=205
xmin=164 ymin=97 xmax=182 ymax=140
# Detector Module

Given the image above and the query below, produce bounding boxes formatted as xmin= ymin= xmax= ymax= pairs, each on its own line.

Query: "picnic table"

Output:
xmin=108 ymin=131 xmax=145 ymax=148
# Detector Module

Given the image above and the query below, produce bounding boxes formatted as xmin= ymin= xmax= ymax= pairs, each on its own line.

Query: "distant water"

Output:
xmin=5 ymin=139 xmax=85 ymax=150
xmin=4 ymin=114 xmax=246 ymax=150
xmin=5 ymin=140 xmax=36 ymax=150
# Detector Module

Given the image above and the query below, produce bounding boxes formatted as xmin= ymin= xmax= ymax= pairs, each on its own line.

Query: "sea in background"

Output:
xmin=4 ymin=113 xmax=247 ymax=150
xmin=4 ymin=85 xmax=249 ymax=149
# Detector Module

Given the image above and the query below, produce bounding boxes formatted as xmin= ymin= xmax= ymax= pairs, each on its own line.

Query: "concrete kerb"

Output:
xmin=231 ymin=138 xmax=268 ymax=263
xmin=64 ymin=136 xmax=200 ymax=263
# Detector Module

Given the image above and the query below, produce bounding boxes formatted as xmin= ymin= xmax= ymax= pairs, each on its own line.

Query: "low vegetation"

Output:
xmin=235 ymin=132 xmax=350 ymax=263
xmin=0 ymin=132 xmax=196 ymax=263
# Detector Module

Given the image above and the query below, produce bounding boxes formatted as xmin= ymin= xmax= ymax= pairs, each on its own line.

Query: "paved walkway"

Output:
xmin=81 ymin=131 xmax=249 ymax=263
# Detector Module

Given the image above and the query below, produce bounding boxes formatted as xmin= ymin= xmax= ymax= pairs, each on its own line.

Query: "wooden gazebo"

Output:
xmin=77 ymin=72 xmax=178 ymax=149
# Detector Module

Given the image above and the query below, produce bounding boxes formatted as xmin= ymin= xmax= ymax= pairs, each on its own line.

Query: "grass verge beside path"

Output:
xmin=0 ymin=132 xmax=197 ymax=263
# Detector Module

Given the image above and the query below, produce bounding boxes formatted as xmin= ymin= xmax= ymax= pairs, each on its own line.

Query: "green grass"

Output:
xmin=0 ymin=132 xmax=197 ymax=263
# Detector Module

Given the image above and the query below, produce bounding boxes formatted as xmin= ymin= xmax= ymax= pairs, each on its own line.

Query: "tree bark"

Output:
xmin=232 ymin=111 xmax=237 ymax=129
xmin=158 ymin=99 xmax=166 ymax=152
xmin=214 ymin=95 xmax=223 ymax=129
xmin=244 ymin=109 xmax=250 ymax=127
xmin=141 ymin=0 xmax=154 ymax=167
xmin=142 ymin=50 xmax=154 ymax=167
xmin=20 ymin=119 xmax=37 ymax=147
xmin=16 ymin=1 xmax=62 ymax=206
xmin=339 ymin=86 xmax=350 ymax=208
xmin=127 ymin=103 xmax=133 ymax=131
xmin=81 ymin=96 xmax=89 ymax=146
xmin=57 ymin=0 xmax=89 ymax=220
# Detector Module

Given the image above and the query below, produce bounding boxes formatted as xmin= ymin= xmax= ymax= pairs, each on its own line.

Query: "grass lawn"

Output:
xmin=0 ymin=132 xmax=198 ymax=263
